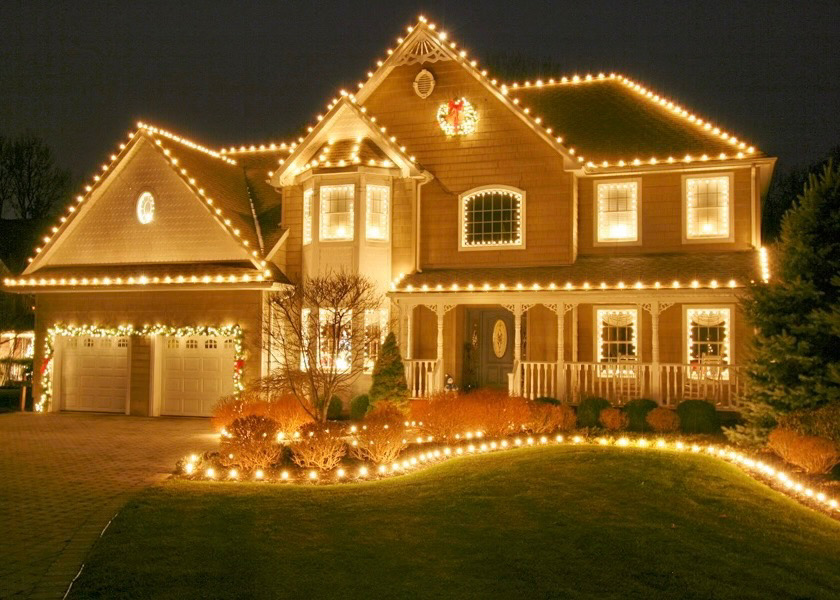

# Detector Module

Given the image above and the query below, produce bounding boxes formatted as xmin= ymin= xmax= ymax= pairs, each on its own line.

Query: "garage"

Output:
xmin=161 ymin=335 xmax=235 ymax=416
xmin=60 ymin=335 xmax=129 ymax=412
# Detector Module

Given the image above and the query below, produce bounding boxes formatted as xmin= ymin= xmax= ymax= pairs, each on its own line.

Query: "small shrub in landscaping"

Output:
xmin=211 ymin=389 xmax=313 ymax=439
xmin=622 ymin=398 xmax=658 ymax=432
xmin=290 ymin=425 xmax=347 ymax=471
xmin=350 ymin=406 xmax=408 ymax=464
xmin=528 ymin=402 xmax=576 ymax=434
xmin=778 ymin=404 xmax=840 ymax=444
xmin=577 ymin=396 xmax=611 ymax=428
xmin=412 ymin=392 xmax=465 ymax=438
xmin=768 ymin=428 xmax=840 ymax=475
xmin=535 ymin=396 xmax=561 ymax=405
xmin=262 ymin=393 xmax=314 ymax=439
xmin=366 ymin=400 xmax=406 ymax=425
xmin=465 ymin=389 xmax=532 ymax=437
xmin=677 ymin=400 xmax=720 ymax=434
xmin=599 ymin=407 xmax=629 ymax=431
xmin=327 ymin=396 xmax=344 ymax=420
xmin=349 ymin=394 xmax=370 ymax=420
xmin=219 ymin=415 xmax=284 ymax=471
xmin=646 ymin=407 xmax=681 ymax=432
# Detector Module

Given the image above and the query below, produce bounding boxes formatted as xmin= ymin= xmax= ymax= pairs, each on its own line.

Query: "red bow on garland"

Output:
xmin=446 ymin=99 xmax=465 ymax=132
xmin=40 ymin=357 xmax=51 ymax=375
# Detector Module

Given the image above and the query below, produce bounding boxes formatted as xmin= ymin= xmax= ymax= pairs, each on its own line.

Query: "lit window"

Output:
xmin=318 ymin=309 xmax=352 ymax=372
xmin=366 ymin=185 xmax=389 ymax=241
xmin=205 ymin=339 xmax=217 ymax=350
xmin=687 ymin=308 xmax=731 ymax=365
xmin=364 ymin=309 xmax=388 ymax=372
xmin=303 ymin=188 xmax=313 ymax=245
xmin=320 ymin=185 xmax=354 ymax=241
xmin=685 ymin=175 xmax=731 ymax=240
xmin=460 ymin=187 xmax=525 ymax=249
xmin=596 ymin=180 xmax=639 ymax=243
xmin=596 ymin=309 xmax=638 ymax=363
xmin=67 ymin=338 xmax=78 ymax=348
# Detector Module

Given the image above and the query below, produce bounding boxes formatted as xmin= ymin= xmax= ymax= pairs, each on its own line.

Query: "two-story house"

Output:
xmin=3 ymin=15 xmax=775 ymax=417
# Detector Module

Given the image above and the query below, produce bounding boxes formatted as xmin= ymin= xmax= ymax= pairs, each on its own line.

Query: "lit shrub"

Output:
xmin=219 ymin=415 xmax=284 ymax=472
xmin=350 ymin=405 xmax=408 ymax=464
xmin=349 ymin=394 xmax=370 ymax=420
xmin=261 ymin=393 xmax=314 ymax=440
xmin=290 ymin=425 xmax=347 ymax=471
xmin=327 ymin=396 xmax=344 ymax=420
xmin=211 ymin=393 xmax=249 ymax=432
xmin=677 ymin=400 xmax=720 ymax=434
xmin=411 ymin=392 xmax=465 ymax=439
xmin=599 ymin=407 xmax=629 ymax=431
xmin=577 ymin=396 xmax=611 ymax=428
xmin=366 ymin=400 xmax=407 ymax=426
xmin=768 ymin=428 xmax=840 ymax=475
xmin=528 ymin=401 xmax=576 ymax=434
xmin=211 ymin=389 xmax=313 ymax=439
xmin=622 ymin=398 xmax=658 ymax=432
xmin=463 ymin=389 xmax=532 ymax=437
xmin=778 ymin=404 xmax=840 ymax=444
xmin=646 ymin=407 xmax=680 ymax=433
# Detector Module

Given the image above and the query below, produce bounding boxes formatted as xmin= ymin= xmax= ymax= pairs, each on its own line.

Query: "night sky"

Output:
xmin=1 ymin=0 xmax=837 ymax=181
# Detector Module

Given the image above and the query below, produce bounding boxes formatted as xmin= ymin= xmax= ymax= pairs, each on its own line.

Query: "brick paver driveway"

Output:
xmin=0 ymin=412 xmax=216 ymax=599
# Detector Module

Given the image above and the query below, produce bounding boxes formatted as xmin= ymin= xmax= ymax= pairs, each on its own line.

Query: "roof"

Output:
xmin=392 ymin=251 xmax=765 ymax=293
xmin=510 ymin=77 xmax=759 ymax=165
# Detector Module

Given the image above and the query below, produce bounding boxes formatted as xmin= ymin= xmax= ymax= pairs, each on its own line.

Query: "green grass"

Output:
xmin=70 ymin=446 xmax=840 ymax=599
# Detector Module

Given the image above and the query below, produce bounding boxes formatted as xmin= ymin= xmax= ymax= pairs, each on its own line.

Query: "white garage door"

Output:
xmin=161 ymin=335 xmax=235 ymax=416
xmin=60 ymin=336 xmax=129 ymax=412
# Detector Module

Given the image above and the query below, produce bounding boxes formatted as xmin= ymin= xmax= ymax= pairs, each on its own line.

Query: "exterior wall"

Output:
xmin=391 ymin=178 xmax=415 ymax=278
xmin=282 ymin=185 xmax=304 ymax=281
xmin=364 ymin=60 xmax=576 ymax=269
xmin=33 ymin=289 xmax=263 ymax=415
xmin=578 ymin=168 xmax=755 ymax=254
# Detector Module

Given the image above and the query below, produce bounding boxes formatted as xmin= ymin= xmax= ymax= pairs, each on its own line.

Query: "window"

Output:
xmin=224 ymin=339 xmax=235 ymax=350
xmin=595 ymin=180 xmax=639 ymax=243
xmin=186 ymin=339 xmax=198 ymax=349
xmin=166 ymin=338 xmax=179 ymax=349
xmin=596 ymin=309 xmax=638 ymax=364
xmin=302 ymin=188 xmax=313 ymax=245
xmin=460 ymin=186 xmax=525 ymax=249
xmin=687 ymin=308 xmax=731 ymax=365
xmin=364 ymin=309 xmax=388 ymax=372
xmin=84 ymin=338 xmax=94 ymax=348
xmin=684 ymin=175 xmax=732 ymax=240
xmin=67 ymin=337 xmax=78 ymax=348
xmin=366 ymin=185 xmax=389 ymax=241
xmin=117 ymin=338 xmax=129 ymax=348
xmin=100 ymin=338 xmax=111 ymax=348
xmin=205 ymin=339 xmax=217 ymax=350
xmin=300 ymin=308 xmax=353 ymax=372
xmin=320 ymin=184 xmax=354 ymax=241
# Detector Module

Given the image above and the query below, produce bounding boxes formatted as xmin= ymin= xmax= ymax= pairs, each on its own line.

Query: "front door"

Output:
xmin=466 ymin=309 xmax=516 ymax=389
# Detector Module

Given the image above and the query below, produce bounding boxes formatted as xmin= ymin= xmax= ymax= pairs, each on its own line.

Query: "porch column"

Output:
xmin=557 ymin=307 xmax=565 ymax=399
xmin=436 ymin=303 xmax=445 ymax=390
xmin=650 ymin=301 xmax=661 ymax=401
xmin=503 ymin=303 xmax=532 ymax=396
xmin=571 ymin=305 xmax=579 ymax=362
xmin=405 ymin=304 xmax=413 ymax=360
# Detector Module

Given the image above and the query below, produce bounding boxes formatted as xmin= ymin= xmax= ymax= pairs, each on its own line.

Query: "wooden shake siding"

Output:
xmin=364 ymin=61 xmax=574 ymax=269
xmin=578 ymin=169 xmax=754 ymax=254
xmin=391 ymin=178 xmax=415 ymax=278
xmin=282 ymin=186 xmax=304 ymax=280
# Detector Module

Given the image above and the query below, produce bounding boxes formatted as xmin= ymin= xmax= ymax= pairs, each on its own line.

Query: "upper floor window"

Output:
xmin=595 ymin=180 xmax=639 ymax=244
xmin=366 ymin=185 xmax=389 ymax=241
xmin=303 ymin=188 xmax=313 ymax=245
xmin=684 ymin=174 xmax=733 ymax=241
xmin=320 ymin=184 xmax=354 ymax=241
xmin=459 ymin=186 xmax=525 ymax=250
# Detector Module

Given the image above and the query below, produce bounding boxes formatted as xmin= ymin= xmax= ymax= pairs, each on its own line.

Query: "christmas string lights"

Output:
xmin=3 ymin=272 xmax=271 ymax=289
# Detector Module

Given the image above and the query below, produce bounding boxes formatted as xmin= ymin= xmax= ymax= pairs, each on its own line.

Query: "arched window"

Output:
xmin=459 ymin=186 xmax=525 ymax=250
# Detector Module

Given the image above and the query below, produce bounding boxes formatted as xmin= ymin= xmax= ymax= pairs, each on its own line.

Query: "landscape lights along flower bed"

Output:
xmin=176 ymin=432 xmax=840 ymax=520
xmin=37 ymin=324 xmax=244 ymax=412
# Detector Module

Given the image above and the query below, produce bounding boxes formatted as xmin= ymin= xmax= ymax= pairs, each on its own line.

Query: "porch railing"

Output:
xmin=514 ymin=361 xmax=557 ymax=400
xmin=404 ymin=359 xmax=439 ymax=398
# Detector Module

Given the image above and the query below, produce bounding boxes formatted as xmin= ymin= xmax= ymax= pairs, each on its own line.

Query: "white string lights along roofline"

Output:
xmin=389 ymin=275 xmax=745 ymax=293
xmin=3 ymin=272 xmax=270 ymax=289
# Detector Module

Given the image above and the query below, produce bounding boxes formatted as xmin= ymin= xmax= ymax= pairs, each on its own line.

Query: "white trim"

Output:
xmin=302 ymin=187 xmax=313 ymax=245
xmin=593 ymin=178 xmax=642 ymax=246
xmin=458 ymin=185 xmax=526 ymax=251
xmin=365 ymin=184 xmax=390 ymax=242
xmin=682 ymin=304 xmax=735 ymax=366
xmin=682 ymin=172 xmax=735 ymax=243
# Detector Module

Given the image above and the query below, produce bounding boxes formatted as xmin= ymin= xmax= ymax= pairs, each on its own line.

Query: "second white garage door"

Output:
xmin=161 ymin=335 xmax=235 ymax=416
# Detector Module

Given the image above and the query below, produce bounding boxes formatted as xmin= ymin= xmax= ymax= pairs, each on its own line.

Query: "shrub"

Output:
xmin=768 ymin=428 xmax=840 ymax=475
xmin=366 ymin=400 xmax=407 ymax=426
xmin=622 ymin=398 xmax=658 ymax=432
xmin=599 ymin=407 xmax=629 ymax=431
xmin=290 ymin=425 xmax=347 ymax=471
xmin=350 ymin=407 xmax=408 ymax=464
xmin=778 ymin=404 xmax=840 ymax=444
xmin=211 ymin=390 xmax=313 ymax=439
xmin=211 ymin=393 xmax=248 ymax=432
xmin=261 ymin=393 xmax=314 ymax=439
xmin=412 ymin=390 xmax=530 ymax=438
xmin=577 ymin=396 xmax=611 ymax=428
xmin=219 ymin=415 xmax=284 ymax=471
xmin=368 ymin=332 xmax=410 ymax=409
xmin=677 ymin=400 xmax=721 ymax=433
xmin=349 ymin=395 xmax=370 ymax=420
xmin=646 ymin=407 xmax=681 ymax=433
xmin=411 ymin=392 xmax=464 ymax=439
xmin=535 ymin=396 xmax=561 ymax=405
xmin=327 ymin=396 xmax=344 ymax=420
xmin=528 ymin=402 xmax=576 ymax=434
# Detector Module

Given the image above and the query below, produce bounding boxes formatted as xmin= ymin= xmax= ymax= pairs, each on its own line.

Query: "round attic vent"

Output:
xmin=413 ymin=69 xmax=435 ymax=99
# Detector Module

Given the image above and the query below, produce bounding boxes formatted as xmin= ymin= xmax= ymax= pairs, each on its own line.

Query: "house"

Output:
xmin=2 ymin=15 xmax=776 ymax=417
xmin=0 ymin=221 xmax=37 ymax=386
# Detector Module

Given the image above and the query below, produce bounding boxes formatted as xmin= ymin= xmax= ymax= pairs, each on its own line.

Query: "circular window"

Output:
xmin=136 ymin=192 xmax=155 ymax=224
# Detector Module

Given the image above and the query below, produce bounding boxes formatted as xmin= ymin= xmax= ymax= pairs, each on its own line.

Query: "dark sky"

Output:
xmin=1 ymin=0 xmax=837 ymax=181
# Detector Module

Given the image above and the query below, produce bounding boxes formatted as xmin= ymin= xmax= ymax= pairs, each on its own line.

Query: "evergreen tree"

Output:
xmin=731 ymin=163 xmax=840 ymax=443
xmin=368 ymin=332 xmax=409 ymax=408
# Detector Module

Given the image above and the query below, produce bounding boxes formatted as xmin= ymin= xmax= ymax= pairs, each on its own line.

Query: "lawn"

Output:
xmin=70 ymin=445 xmax=840 ymax=599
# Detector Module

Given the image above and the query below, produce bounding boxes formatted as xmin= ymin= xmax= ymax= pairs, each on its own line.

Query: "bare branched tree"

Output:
xmin=263 ymin=271 xmax=383 ymax=423
xmin=0 ymin=134 xmax=71 ymax=219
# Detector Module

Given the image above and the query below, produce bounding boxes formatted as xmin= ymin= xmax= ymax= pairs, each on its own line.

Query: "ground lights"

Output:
xmin=177 ymin=433 xmax=840 ymax=520
xmin=37 ymin=324 xmax=244 ymax=412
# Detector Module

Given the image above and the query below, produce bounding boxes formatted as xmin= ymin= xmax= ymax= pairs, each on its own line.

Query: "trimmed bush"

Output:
xmin=211 ymin=389 xmax=313 ymax=438
xmin=599 ymin=407 xmax=629 ymax=431
xmin=350 ymin=404 xmax=409 ymax=464
xmin=219 ymin=415 xmax=284 ymax=472
xmin=290 ymin=425 xmax=347 ymax=471
xmin=622 ymin=398 xmax=658 ymax=432
xmin=528 ymin=402 xmax=576 ymax=434
xmin=535 ymin=396 xmax=561 ymax=405
xmin=577 ymin=396 xmax=611 ymax=428
xmin=768 ymin=428 xmax=840 ymax=475
xmin=646 ymin=407 xmax=681 ymax=432
xmin=366 ymin=400 xmax=406 ymax=425
xmin=778 ymin=404 xmax=840 ymax=444
xmin=350 ymin=395 xmax=370 ymax=420
xmin=677 ymin=400 xmax=720 ymax=434
xmin=327 ymin=396 xmax=344 ymax=420
xmin=412 ymin=390 xmax=531 ymax=438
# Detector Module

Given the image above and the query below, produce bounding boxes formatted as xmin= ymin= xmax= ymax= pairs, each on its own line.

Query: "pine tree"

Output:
xmin=730 ymin=163 xmax=840 ymax=443
xmin=368 ymin=332 xmax=409 ymax=408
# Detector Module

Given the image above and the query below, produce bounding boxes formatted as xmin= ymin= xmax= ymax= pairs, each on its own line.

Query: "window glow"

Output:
xmin=303 ymin=189 xmax=313 ymax=245
xmin=686 ymin=176 xmax=730 ymax=239
xmin=461 ymin=187 xmax=524 ymax=248
xmin=366 ymin=185 xmax=389 ymax=241
xmin=319 ymin=308 xmax=352 ymax=372
xmin=364 ymin=308 xmax=388 ymax=372
xmin=320 ymin=185 xmax=354 ymax=241
xmin=596 ymin=181 xmax=638 ymax=242
xmin=687 ymin=308 xmax=731 ymax=379
xmin=597 ymin=309 xmax=638 ymax=364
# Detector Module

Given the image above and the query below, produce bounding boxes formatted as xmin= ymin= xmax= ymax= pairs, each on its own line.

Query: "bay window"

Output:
xmin=364 ymin=308 xmax=388 ymax=372
xmin=320 ymin=184 xmax=354 ymax=241
xmin=303 ymin=188 xmax=313 ymax=245
xmin=365 ymin=185 xmax=389 ymax=241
